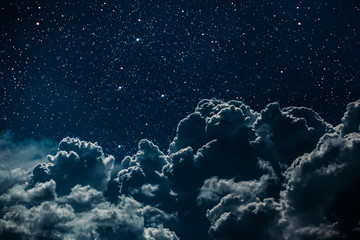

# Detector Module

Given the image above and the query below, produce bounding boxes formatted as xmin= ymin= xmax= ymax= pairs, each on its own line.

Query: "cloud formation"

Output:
xmin=280 ymin=132 xmax=360 ymax=239
xmin=0 ymin=137 xmax=178 ymax=240
xmin=1 ymin=99 xmax=360 ymax=240
xmin=31 ymin=137 xmax=115 ymax=195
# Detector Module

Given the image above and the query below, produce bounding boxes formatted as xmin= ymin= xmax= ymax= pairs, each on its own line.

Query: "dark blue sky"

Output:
xmin=1 ymin=0 xmax=360 ymax=158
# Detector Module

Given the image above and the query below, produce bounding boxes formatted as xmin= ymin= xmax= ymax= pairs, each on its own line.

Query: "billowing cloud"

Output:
xmin=144 ymin=226 xmax=180 ymax=240
xmin=339 ymin=99 xmax=360 ymax=136
xmin=279 ymin=132 xmax=360 ymax=240
xmin=0 ymin=136 xmax=178 ymax=240
xmin=1 ymin=98 xmax=360 ymax=239
xmin=253 ymin=103 xmax=334 ymax=171
xmin=30 ymin=137 xmax=115 ymax=195
xmin=0 ymin=180 xmax=56 ymax=204
xmin=107 ymin=139 xmax=174 ymax=208
xmin=207 ymin=197 xmax=280 ymax=240
xmin=66 ymin=184 xmax=104 ymax=204
xmin=197 ymin=160 xmax=277 ymax=204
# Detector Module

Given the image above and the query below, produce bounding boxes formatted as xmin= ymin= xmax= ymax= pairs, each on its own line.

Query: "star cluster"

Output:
xmin=1 ymin=0 xmax=360 ymax=157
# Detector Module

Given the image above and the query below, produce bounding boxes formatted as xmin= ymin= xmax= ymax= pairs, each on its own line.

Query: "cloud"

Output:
xmin=0 ymin=180 xmax=56 ymax=204
xmin=169 ymin=99 xmax=259 ymax=154
xmin=66 ymin=184 xmax=104 ymax=204
xmin=30 ymin=137 xmax=115 ymax=195
xmin=108 ymin=139 xmax=175 ymax=209
xmin=279 ymin=132 xmax=360 ymax=239
xmin=141 ymin=184 xmax=160 ymax=198
xmin=0 ymin=201 xmax=75 ymax=239
xmin=207 ymin=197 xmax=280 ymax=240
xmin=198 ymin=161 xmax=279 ymax=239
xmin=197 ymin=160 xmax=277 ymax=204
xmin=167 ymin=99 xmax=262 ymax=192
xmin=0 ymin=135 xmax=177 ymax=240
xmin=0 ymin=182 xmax=177 ymax=240
xmin=253 ymin=103 xmax=333 ymax=170
xmin=339 ymin=99 xmax=360 ymax=136
xmin=0 ymin=168 xmax=28 ymax=197
xmin=0 ymin=131 xmax=57 ymax=194
xmin=144 ymin=226 xmax=180 ymax=240
xmin=0 ymin=131 xmax=57 ymax=170
xmin=1 ymin=99 xmax=360 ymax=240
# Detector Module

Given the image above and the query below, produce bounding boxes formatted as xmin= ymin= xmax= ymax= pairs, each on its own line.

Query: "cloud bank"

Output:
xmin=1 ymin=99 xmax=360 ymax=240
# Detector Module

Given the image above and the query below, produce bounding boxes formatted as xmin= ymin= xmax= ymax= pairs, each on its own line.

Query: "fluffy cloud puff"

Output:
xmin=168 ymin=100 xmax=261 ymax=192
xmin=107 ymin=139 xmax=175 ymax=209
xmin=31 ymin=137 xmax=115 ymax=195
xmin=0 ymin=180 xmax=56 ymax=204
xmin=1 ymin=98 xmax=360 ymax=240
xmin=339 ymin=99 xmax=360 ymax=136
xmin=254 ymin=103 xmax=334 ymax=173
xmin=280 ymin=132 xmax=360 ymax=240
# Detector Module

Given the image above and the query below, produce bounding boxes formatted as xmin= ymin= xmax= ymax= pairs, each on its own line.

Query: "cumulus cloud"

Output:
xmin=207 ymin=197 xmax=280 ymax=240
xmin=141 ymin=184 xmax=160 ymax=198
xmin=0 ymin=185 xmax=177 ymax=240
xmin=1 ymin=98 xmax=360 ymax=240
xmin=253 ymin=103 xmax=333 ymax=170
xmin=339 ymin=99 xmax=360 ymax=136
xmin=0 ymin=201 xmax=75 ymax=239
xmin=30 ymin=137 xmax=115 ymax=195
xmin=0 ymin=136 xmax=177 ymax=240
xmin=145 ymin=226 xmax=180 ymax=240
xmin=197 ymin=173 xmax=274 ymax=204
xmin=279 ymin=132 xmax=360 ymax=239
xmin=0 ymin=180 xmax=56 ymax=204
xmin=168 ymin=99 xmax=262 ymax=190
xmin=66 ymin=184 xmax=104 ymax=204
xmin=108 ymin=139 xmax=175 ymax=209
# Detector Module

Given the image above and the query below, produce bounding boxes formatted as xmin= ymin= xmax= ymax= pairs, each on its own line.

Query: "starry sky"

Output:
xmin=1 ymin=0 xmax=360 ymax=158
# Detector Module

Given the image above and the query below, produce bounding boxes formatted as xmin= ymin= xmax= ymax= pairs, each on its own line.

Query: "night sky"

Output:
xmin=1 ymin=0 xmax=360 ymax=240
xmin=2 ymin=0 xmax=360 ymax=157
